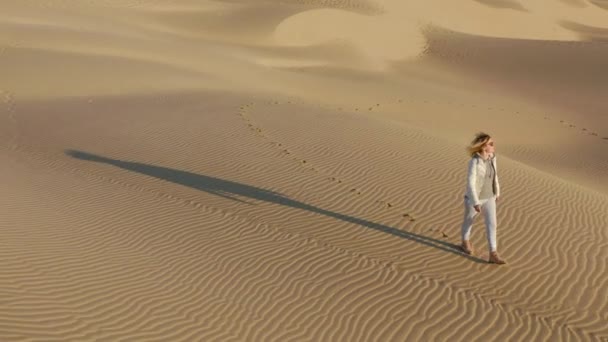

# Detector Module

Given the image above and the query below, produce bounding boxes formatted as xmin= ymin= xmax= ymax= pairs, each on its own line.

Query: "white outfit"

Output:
xmin=461 ymin=153 xmax=500 ymax=252
xmin=464 ymin=152 xmax=500 ymax=207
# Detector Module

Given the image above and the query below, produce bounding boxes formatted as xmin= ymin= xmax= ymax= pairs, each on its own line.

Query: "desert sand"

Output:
xmin=1 ymin=1 xmax=608 ymax=341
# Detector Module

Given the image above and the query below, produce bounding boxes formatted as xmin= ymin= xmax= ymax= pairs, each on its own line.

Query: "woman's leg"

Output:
xmin=482 ymin=196 xmax=497 ymax=252
xmin=461 ymin=197 xmax=478 ymax=242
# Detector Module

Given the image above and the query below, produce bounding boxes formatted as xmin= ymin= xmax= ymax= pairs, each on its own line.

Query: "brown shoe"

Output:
xmin=488 ymin=251 xmax=507 ymax=264
xmin=460 ymin=240 xmax=475 ymax=255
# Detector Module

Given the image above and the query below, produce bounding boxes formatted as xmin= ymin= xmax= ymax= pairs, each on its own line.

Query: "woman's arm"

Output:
xmin=466 ymin=158 xmax=480 ymax=206
xmin=494 ymin=155 xmax=500 ymax=198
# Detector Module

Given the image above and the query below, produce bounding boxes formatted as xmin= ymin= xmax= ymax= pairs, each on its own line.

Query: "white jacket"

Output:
xmin=464 ymin=152 xmax=500 ymax=206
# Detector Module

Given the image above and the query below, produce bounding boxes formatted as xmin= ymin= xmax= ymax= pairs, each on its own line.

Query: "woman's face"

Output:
xmin=483 ymin=138 xmax=495 ymax=154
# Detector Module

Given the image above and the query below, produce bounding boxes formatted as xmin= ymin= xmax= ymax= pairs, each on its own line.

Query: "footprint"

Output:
xmin=402 ymin=213 xmax=416 ymax=222
xmin=376 ymin=200 xmax=393 ymax=208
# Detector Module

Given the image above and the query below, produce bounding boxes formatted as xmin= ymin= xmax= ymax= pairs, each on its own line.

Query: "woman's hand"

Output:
xmin=474 ymin=205 xmax=481 ymax=213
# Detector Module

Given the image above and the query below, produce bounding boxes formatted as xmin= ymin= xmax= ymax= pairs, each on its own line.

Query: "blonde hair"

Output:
xmin=467 ymin=132 xmax=491 ymax=157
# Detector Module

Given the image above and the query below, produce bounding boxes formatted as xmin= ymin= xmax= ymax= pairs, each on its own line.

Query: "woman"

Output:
xmin=461 ymin=132 xmax=507 ymax=264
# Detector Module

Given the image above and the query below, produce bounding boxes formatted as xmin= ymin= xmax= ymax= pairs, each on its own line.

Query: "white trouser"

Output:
xmin=461 ymin=195 xmax=497 ymax=252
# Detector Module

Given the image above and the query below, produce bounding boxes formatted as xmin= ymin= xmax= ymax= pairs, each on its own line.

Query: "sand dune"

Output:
xmin=2 ymin=1 xmax=608 ymax=341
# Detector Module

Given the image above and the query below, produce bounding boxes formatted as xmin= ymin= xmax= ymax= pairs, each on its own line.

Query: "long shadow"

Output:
xmin=66 ymin=149 xmax=487 ymax=263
